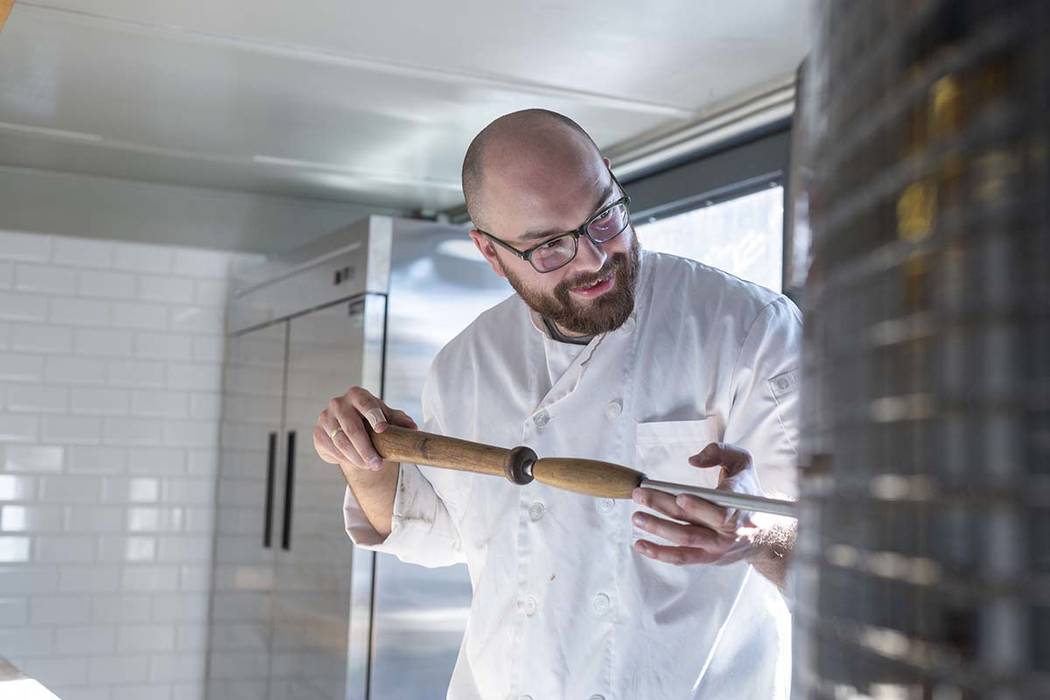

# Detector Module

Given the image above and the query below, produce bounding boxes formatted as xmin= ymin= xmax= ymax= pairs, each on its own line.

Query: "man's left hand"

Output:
xmin=631 ymin=442 xmax=794 ymax=588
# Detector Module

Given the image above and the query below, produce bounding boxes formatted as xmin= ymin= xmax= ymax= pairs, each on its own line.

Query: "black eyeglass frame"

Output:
xmin=476 ymin=171 xmax=632 ymax=273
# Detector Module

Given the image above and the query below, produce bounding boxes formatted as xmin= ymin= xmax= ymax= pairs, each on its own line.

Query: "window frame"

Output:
xmin=620 ymin=122 xmax=793 ymax=296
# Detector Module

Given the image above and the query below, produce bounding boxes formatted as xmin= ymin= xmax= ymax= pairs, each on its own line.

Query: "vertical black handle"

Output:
xmin=281 ymin=430 xmax=296 ymax=551
xmin=263 ymin=431 xmax=277 ymax=548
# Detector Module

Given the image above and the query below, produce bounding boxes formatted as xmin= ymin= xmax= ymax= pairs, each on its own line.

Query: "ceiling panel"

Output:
xmin=0 ymin=1 xmax=809 ymax=210
xmin=22 ymin=0 xmax=807 ymax=108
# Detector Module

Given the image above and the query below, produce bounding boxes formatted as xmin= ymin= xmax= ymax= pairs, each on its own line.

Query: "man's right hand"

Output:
xmin=314 ymin=386 xmax=418 ymax=471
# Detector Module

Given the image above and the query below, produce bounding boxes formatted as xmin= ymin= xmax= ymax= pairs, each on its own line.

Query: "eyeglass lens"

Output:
xmin=530 ymin=201 xmax=629 ymax=272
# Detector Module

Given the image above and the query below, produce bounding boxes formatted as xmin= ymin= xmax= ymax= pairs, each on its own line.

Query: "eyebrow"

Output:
xmin=517 ymin=180 xmax=617 ymax=243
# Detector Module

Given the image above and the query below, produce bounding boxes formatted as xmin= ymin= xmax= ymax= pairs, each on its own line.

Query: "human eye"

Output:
xmin=590 ymin=203 xmax=623 ymax=231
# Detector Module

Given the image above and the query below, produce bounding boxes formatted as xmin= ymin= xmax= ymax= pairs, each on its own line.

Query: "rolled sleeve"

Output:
xmin=341 ymin=352 xmax=469 ymax=568
xmin=343 ymin=462 xmax=467 ymax=571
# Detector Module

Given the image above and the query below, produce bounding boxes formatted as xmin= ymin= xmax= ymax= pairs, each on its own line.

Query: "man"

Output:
xmin=314 ymin=109 xmax=801 ymax=699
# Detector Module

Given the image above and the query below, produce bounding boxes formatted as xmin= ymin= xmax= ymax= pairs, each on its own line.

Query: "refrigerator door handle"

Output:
xmin=281 ymin=430 xmax=296 ymax=551
xmin=263 ymin=431 xmax=277 ymax=548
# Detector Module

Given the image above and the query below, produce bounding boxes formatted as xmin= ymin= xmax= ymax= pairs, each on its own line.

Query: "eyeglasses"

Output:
xmin=477 ymin=172 xmax=632 ymax=273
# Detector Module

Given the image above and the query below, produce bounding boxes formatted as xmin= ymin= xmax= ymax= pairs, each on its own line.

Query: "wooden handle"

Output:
xmin=531 ymin=457 xmax=644 ymax=499
xmin=0 ymin=1 xmax=13 ymax=33
xmin=366 ymin=424 xmax=536 ymax=484
xmin=366 ymin=425 xmax=643 ymax=498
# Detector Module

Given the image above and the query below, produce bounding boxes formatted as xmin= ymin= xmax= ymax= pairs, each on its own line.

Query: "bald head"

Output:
xmin=462 ymin=109 xmax=603 ymax=232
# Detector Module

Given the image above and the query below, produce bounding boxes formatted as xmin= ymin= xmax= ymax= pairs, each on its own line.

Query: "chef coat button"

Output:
xmin=528 ymin=501 xmax=545 ymax=521
xmin=597 ymin=498 xmax=615 ymax=513
xmin=590 ymin=695 xmax=606 ymax=700
xmin=522 ymin=595 xmax=537 ymax=617
xmin=605 ymin=399 xmax=622 ymax=419
xmin=519 ymin=696 xmax=534 ymax=700
xmin=534 ymin=411 xmax=550 ymax=428
xmin=591 ymin=592 xmax=611 ymax=616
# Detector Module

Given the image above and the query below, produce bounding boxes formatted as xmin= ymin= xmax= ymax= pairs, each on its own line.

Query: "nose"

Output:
xmin=573 ymin=234 xmax=607 ymax=272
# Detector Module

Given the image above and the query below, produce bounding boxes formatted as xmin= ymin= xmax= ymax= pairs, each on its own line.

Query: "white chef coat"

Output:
xmin=344 ymin=249 xmax=802 ymax=699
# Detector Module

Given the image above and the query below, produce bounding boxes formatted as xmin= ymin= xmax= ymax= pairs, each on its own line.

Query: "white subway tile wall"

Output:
xmin=0 ymin=230 xmax=261 ymax=700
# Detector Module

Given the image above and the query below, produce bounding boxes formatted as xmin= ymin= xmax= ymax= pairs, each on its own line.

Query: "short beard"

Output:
xmin=500 ymin=233 xmax=641 ymax=336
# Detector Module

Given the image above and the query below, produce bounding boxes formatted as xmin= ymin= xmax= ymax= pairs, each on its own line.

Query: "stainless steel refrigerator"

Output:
xmin=205 ymin=215 xmax=511 ymax=699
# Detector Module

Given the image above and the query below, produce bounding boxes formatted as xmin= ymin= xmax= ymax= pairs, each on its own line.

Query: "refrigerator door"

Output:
xmin=368 ymin=219 xmax=512 ymax=698
xmin=206 ymin=321 xmax=288 ymax=700
xmin=271 ymin=295 xmax=384 ymax=700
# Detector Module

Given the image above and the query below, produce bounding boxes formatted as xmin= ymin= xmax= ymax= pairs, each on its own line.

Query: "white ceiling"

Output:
xmin=0 ymin=1 xmax=809 ymax=212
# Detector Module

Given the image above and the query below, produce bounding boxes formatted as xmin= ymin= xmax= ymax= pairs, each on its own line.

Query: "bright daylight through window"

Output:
xmin=636 ymin=185 xmax=784 ymax=293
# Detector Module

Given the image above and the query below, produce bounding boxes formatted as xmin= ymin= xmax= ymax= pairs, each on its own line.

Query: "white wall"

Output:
xmin=0 ymin=229 xmax=260 ymax=700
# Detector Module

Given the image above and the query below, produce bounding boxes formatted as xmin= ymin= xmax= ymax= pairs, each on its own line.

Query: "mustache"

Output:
xmin=562 ymin=257 xmax=619 ymax=290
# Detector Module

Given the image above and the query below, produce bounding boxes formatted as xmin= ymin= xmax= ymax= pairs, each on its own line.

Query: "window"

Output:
xmin=636 ymin=185 xmax=784 ymax=292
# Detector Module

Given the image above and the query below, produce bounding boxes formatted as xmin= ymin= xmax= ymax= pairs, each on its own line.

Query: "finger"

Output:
xmin=350 ymin=391 xmax=390 ymax=433
xmin=632 ymin=487 xmax=689 ymax=520
xmin=313 ymin=425 xmax=342 ymax=465
xmin=316 ymin=413 xmax=364 ymax=466
xmin=688 ymin=442 xmax=752 ymax=477
xmin=329 ymin=400 xmax=383 ymax=469
xmin=319 ymin=411 xmax=366 ymax=468
xmin=632 ymin=511 xmax=720 ymax=548
xmin=385 ymin=406 xmax=418 ymax=430
xmin=673 ymin=493 xmax=732 ymax=531
xmin=633 ymin=539 xmax=721 ymax=566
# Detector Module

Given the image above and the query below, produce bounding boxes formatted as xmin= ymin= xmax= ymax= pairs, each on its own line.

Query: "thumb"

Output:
xmin=388 ymin=407 xmax=418 ymax=430
xmin=688 ymin=442 xmax=752 ymax=477
xmin=688 ymin=442 xmax=722 ymax=468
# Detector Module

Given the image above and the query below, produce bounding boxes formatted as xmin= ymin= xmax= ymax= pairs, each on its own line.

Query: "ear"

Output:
xmin=468 ymin=229 xmax=508 ymax=279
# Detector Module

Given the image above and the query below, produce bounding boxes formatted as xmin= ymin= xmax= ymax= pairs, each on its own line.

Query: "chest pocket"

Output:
xmin=634 ymin=417 xmax=722 ymax=490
